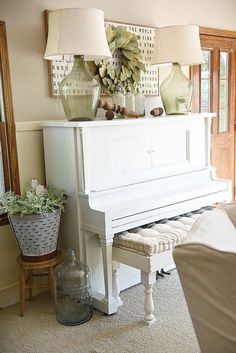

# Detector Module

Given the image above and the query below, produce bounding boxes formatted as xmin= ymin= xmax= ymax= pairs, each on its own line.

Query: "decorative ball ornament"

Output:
xmin=88 ymin=24 xmax=146 ymax=96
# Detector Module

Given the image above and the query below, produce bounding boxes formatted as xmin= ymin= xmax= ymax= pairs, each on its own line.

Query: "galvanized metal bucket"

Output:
xmin=9 ymin=209 xmax=61 ymax=260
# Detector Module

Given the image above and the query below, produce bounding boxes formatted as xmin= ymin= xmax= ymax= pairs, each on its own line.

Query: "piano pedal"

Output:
xmin=156 ymin=268 xmax=171 ymax=280
xmin=160 ymin=268 xmax=171 ymax=276
xmin=156 ymin=270 xmax=165 ymax=279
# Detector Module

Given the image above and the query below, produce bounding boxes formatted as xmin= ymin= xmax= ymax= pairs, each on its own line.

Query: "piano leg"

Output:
xmin=112 ymin=261 xmax=123 ymax=307
xmin=141 ymin=271 xmax=157 ymax=326
xmin=97 ymin=236 xmax=118 ymax=315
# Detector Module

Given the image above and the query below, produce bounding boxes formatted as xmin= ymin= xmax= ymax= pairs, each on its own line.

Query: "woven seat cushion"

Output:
xmin=113 ymin=213 xmax=204 ymax=256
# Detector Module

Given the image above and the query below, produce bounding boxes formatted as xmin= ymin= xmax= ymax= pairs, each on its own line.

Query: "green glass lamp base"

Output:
xmin=160 ymin=63 xmax=193 ymax=115
xmin=59 ymin=56 xmax=101 ymax=121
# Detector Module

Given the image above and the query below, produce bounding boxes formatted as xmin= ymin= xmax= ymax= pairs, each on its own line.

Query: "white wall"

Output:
xmin=1 ymin=0 xmax=236 ymax=307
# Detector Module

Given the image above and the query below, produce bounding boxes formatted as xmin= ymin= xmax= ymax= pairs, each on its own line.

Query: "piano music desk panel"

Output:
xmin=81 ymin=116 xmax=207 ymax=193
xmin=41 ymin=114 xmax=231 ymax=321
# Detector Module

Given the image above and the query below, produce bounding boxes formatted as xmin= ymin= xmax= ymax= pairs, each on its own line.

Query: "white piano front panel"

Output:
xmin=151 ymin=121 xmax=205 ymax=172
xmin=151 ymin=129 xmax=188 ymax=166
xmin=81 ymin=116 xmax=208 ymax=193
xmin=81 ymin=124 xmax=151 ymax=193
xmin=111 ymin=134 xmax=151 ymax=173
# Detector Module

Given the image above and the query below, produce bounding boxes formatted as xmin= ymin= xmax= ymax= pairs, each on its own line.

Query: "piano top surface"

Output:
xmin=40 ymin=113 xmax=216 ymax=128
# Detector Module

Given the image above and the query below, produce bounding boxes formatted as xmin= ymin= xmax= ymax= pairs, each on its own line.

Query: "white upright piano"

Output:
xmin=41 ymin=113 xmax=231 ymax=315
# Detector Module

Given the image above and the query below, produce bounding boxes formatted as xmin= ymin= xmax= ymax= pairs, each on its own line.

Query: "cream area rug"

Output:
xmin=0 ymin=270 xmax=199 ymax=353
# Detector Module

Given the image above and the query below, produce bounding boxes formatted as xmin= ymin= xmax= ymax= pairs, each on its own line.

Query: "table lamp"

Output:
xmin=151 ymin=25 xmax=204 ymax=115
xmin=44 ymin=8 xmax=111 ymax=121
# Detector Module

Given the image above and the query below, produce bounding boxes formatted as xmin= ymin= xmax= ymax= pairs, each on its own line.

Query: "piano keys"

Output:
xmin=41 ymin=113 xmax=231 ymax=315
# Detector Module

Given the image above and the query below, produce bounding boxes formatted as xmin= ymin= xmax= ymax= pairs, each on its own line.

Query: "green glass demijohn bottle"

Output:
xmin=54 ymin=249 xmax=93 ymax=326
xmin=160 ymin=63 xmax=193 ymax=115
xmin=59 ymin=56 xmax=101 ymax=121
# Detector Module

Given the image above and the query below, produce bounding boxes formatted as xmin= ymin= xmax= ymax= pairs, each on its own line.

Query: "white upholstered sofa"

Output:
xmin=173 ymin=204 xmax=236 ymax=353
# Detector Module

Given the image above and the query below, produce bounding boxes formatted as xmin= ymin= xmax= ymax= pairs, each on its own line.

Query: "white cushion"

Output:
xmin=217 ymin=202 xmax=236 ymax=227
xmin=174 ymin=208 xmax=236 ymax=353
xmin=177 ymin=208 xmax=236 ymax=253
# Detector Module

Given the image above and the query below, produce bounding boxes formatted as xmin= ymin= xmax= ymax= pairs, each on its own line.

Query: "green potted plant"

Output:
xmin=0 ymin=179 xmax=66 ymax=261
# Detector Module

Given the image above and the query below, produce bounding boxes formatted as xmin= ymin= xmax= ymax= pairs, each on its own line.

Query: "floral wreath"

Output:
xmin=88 ymin=24 xmax=146 ymax=96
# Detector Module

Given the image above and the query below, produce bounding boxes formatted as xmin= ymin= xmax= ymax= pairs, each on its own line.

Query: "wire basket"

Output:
xmin=9 ymin=209 xmax=61 ymax=258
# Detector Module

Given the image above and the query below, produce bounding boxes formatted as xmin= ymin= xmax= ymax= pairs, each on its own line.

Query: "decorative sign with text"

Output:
xmin=46 ymin=20 xmax=159 ymax=97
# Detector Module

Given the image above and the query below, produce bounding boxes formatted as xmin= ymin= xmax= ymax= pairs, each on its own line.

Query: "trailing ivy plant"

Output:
xmin=0 ymin=179 xmax=66 ymax=216
xmin=87 ymin=24 xmax=146 ymax=96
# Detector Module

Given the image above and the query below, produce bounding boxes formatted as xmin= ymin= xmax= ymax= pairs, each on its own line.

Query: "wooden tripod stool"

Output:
xmin=17 ymin=250 xmax=63 ymax=316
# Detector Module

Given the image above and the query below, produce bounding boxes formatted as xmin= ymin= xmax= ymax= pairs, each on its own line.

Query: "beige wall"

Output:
xmin=16 ymin=123 xmax=45 ymax=189
xmin=0 ymin=123 xmax=45 ymax=308
xmin=0 ymin=225 xmax=19 ymax=307
xmin=1 ymin=0 xmax=236 ymax=307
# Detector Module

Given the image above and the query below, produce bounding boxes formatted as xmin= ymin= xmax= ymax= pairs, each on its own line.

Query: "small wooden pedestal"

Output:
xmin=17 ymin=250 xmax=63 ymax=316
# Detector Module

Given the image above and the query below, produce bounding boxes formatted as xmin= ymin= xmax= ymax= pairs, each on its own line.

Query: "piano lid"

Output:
xmin=82 ymin=168 xmax=230 ymax=217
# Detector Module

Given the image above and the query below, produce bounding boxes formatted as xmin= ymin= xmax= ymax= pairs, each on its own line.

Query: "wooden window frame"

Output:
xmin=191 ymin=27 xmax=236 ymax=113
xmin=0 ymin=21 xmax=20 ymax=225
xmin=191 ymin=26 xmax=236 ymax=197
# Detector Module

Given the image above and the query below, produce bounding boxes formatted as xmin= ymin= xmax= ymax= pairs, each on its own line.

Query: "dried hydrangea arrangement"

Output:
xmin=88 ymin=24 xmax=146 ymax=95
xmin=0 ymin=179 xmax=66 ymax=216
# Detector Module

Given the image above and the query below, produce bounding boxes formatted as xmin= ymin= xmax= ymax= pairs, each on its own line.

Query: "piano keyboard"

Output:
xmin=113 ymin=206 xmax=214 ymax=256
